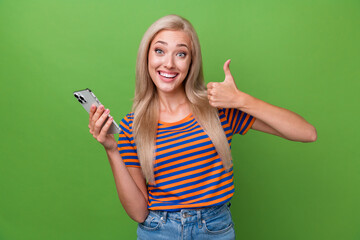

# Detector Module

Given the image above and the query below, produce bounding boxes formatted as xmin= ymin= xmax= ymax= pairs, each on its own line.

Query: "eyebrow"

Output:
xmin=155 ymin=41 xmax=189 ymax=49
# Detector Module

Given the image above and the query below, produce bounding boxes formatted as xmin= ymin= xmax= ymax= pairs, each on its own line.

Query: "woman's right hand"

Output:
xmin=89 ymin=104 xmax=117 ymax=151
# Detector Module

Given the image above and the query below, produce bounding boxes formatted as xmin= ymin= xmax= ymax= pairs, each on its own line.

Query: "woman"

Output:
xmin=88 ymin=15 xmax=317 ymax=240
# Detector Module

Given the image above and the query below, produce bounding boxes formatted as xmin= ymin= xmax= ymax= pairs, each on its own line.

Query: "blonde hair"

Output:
xmin=133 ymin=15 xmax=232 ymax=183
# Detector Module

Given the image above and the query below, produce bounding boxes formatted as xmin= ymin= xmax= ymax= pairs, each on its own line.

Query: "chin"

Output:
xmin=154 ymin=80 xmax=183 ymax=94
xmin=156 ymin=86 xmax=177 ymax=94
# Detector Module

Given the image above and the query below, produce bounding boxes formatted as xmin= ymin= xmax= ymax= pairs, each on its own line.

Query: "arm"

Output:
xmin=89 ymin=104 xmax=149 ymax=223
xmin=207 ymin=60 xmax=317 ymax=142
xmin=106 ymin=149 xmax=149 ymax=223
xmin=239 ymin=93 xmax=317 ymax=142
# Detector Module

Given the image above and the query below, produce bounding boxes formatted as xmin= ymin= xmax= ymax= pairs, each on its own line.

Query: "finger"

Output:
xmin=94 ymin=108 xmax=110 ymax=135
xmin=98 ymin=115 xmax=114 ymax=139
xmin=207 ymin=90 xmax=212 ymax=100
xmin=208 ymin=82 xmax=219 ymax=89
xmin=207 ymin=85 xmax=214 ymax=96
xmin=91 ymin=105 xmax=105 ymax=130
xmin=89 ymin=104 xmax=97 ymax=128
xmin=223 ymin=59 xmax=233 ymax=79
xmin=207 ymin=82 xmax=214 ymax=90
xmin=208 ymin=100 xmax=216 ymax=108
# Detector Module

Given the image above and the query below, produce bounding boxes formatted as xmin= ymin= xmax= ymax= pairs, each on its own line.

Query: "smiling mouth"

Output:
xmin=158 ymin=71 xmax=178 ymax=79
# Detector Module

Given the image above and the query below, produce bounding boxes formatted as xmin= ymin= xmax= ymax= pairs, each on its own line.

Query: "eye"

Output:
xmin=177 ymin=52 xmax=187 ymax=58
xmin=155 ymin=48 xmax=163 ymax=54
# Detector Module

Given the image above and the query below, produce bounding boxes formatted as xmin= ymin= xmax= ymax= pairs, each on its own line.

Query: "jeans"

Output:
xmin=137 ymin=203 xmax=235 ymax=240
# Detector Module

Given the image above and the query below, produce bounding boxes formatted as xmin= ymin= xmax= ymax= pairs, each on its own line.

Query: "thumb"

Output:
xmin=223 ymin=59 xmax=234 ymax=83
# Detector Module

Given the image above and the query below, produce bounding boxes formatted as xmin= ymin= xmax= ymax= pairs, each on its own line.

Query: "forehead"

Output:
xmin=151 ymin=30 xmax=191 ymax=48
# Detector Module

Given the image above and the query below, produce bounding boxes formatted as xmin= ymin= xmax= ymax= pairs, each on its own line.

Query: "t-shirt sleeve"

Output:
xmin=219 ymin=108 xmax=255 ymax=135
xmin=117 ymin=113 xmax=141 ymax=168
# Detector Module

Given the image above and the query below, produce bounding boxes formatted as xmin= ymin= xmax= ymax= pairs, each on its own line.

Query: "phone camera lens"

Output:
xmin=78 ymin=99 xmax=83 ymax=103
xmin=79 ymin=96 xmax=86 ymax=102
xmin=74 ymin=93 xmax=79 ymax=98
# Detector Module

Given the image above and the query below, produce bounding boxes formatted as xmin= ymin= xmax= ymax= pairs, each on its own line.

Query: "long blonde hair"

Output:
xmin=133 ymin=15 xmax=232 ymax=183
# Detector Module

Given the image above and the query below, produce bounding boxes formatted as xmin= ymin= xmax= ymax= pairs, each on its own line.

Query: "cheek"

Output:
xmin=180 ymin=59 xmax=191 ymax=74
xmin=148 ymin=55 xmax=161 ymax=70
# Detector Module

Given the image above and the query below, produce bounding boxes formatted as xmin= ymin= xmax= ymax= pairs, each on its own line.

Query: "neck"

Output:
xmin=157 ymin=86 xmax=189 ymax=114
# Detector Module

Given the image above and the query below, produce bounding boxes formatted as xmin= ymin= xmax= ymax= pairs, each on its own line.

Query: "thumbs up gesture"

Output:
xmin=207 ymin=59 xmax=243 ymax=109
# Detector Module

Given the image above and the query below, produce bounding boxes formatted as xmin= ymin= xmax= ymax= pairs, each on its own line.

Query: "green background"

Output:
xmin=1 ymin=0 xmax=359 ymax=239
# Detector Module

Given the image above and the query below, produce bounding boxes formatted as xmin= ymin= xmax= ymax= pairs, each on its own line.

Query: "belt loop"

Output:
xmin=161 ymin=211 xmax=167 ymax=224
xmin=197 ymin=210 xmax=202 ymax=229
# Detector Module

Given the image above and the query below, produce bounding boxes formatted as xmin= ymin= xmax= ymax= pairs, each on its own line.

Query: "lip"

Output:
xmin=157 ymin=71 xmax=179 ymax=82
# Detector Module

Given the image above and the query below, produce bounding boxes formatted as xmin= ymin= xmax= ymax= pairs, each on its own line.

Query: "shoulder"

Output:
xmin=217 ymin=108 xmax=234 ymax=120
xmin=121 ymin=112 xmax=134 ymax=122
xmin=217 ymin=108 xmax=245 ymax=119
xmin=119 ymin=112 xmax=134 ymax=135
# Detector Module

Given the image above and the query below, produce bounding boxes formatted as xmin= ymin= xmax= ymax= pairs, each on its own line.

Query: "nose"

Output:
xmin=164 ymin=55 xmax=175 ymax=69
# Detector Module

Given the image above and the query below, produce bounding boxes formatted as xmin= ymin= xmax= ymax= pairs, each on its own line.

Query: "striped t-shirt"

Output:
xmin=117 ymin=108 xmax=255 ymax=211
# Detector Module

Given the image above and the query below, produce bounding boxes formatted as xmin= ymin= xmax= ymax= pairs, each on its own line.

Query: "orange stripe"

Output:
xmin=154 ymin=161 xmax=223 ymax=184
xmin=154 ymin=143 xmax=215 ymax=165
xmin=158 ymin=119 xmax=196 ymax=132
xmin=154 ymin=155 xmax=219 ymax=178
xmin=173 ymin=185 xmax=234 ymax=205
xmin=151 ymin=171 xmax=233 ymax=197
xmin=239 ymin=114 xmax=250 ymax=134
xmin=120 ymin=122 xmax=131 ymax=132
xmin=149 ymin=193 xmax=233 ymax=210
xmin=242 ymin=117 xmax=255 ymax=135
xmin=151 ymin=178 xmax=233 ymax=202
xmin=156 ymin=137 xmax=213 ymax=156
xmin=233 ymin=111 xmax=243 ymax=133
xmin=148 ymin=162 xmax=224 ymax=188
xmin=156 ymin=132 xmax=207 ymax=149
xmin=157 ymin=126 xmax=203 ymax=141
xmin=153 ymin=149 xmax=217 ymax=172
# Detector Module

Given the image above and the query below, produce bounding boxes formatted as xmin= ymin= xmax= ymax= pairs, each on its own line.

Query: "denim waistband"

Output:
xmin=149 ymin=202 xmax=231 ymax=227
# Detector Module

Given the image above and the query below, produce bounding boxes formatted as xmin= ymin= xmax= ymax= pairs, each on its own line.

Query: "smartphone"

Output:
xmin=73 ymin=88 xmax=121 ymax=134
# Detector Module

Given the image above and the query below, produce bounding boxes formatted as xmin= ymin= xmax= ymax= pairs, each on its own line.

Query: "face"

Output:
xmin=148 ymin=30 xmax=192 ymax=95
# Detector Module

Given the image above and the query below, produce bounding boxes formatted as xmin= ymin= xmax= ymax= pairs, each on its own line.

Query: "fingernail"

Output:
xmin=105 ymin=109 xmax=110 ymax=113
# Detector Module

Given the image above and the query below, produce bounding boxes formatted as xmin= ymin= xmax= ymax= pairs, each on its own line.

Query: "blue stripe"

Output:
xmin=239 ymin=112 xmax=249 ymax=134
xmin=152 ymin=164 xmax=224 ymax=188
xmin=156 ymin=140 xmax=214 ymax=160
xmin=156 ymin=134 xmax=209 ymax=152
xmin=157 ymin=121 xmax=199 ymax=135
xmin=150 ymin=174 xmax=233 ymax=199
xmin=124 ymin=162 xmax=140 ymax=167
xmin=157 ymin=126 xmax=202 ymax=140
xmin=150 ymin=168 xmax=226 ymax=192
xmin=122 ymin=156 xmax=138 ymax=160
xmin=152 ymin=181 xmax=234 ymax=203
xmin=120 ymin=149 xmax=137 ymax=154
xmin=154 ymin=147 xmax=216 ymax=168
xmin=230 ymin=109 xmax=239 ymax=133
xmin=240 ymin=116 xmax=253 ymax=134
xmin=118 ymin=136 xmax=134 ymax=141
xmin=153 ymin=152 xmax=219 ymax=175
xmin=234 ymin=110 xmax=244 ymax=134
xmin=155 ymin=157 xmax=221 ymax=181
xmin=149 ymin=188 xmax=234 ymax=208
xmin=120 ymin=126 xmax=131 ymax=135
xmin=151 ymin=167 xmax=233 ymax=192
xmin=156 ymin=129 xmax=204 ymax=143
xmin=158 ymin=118 xmax=196 ymax=130
xmin=118 ymin=137 xmax=128 ymax=141
xmin=117 ymin=143 xmax=133 ymax=148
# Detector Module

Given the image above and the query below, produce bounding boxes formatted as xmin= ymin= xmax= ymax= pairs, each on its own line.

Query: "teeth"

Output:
xmin=159 ymin=72 xmax=177 ymax=78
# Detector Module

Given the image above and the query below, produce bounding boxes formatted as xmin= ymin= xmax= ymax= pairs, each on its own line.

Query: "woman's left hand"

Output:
xmin=207 ymin=59 xmax=244 ymax=109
